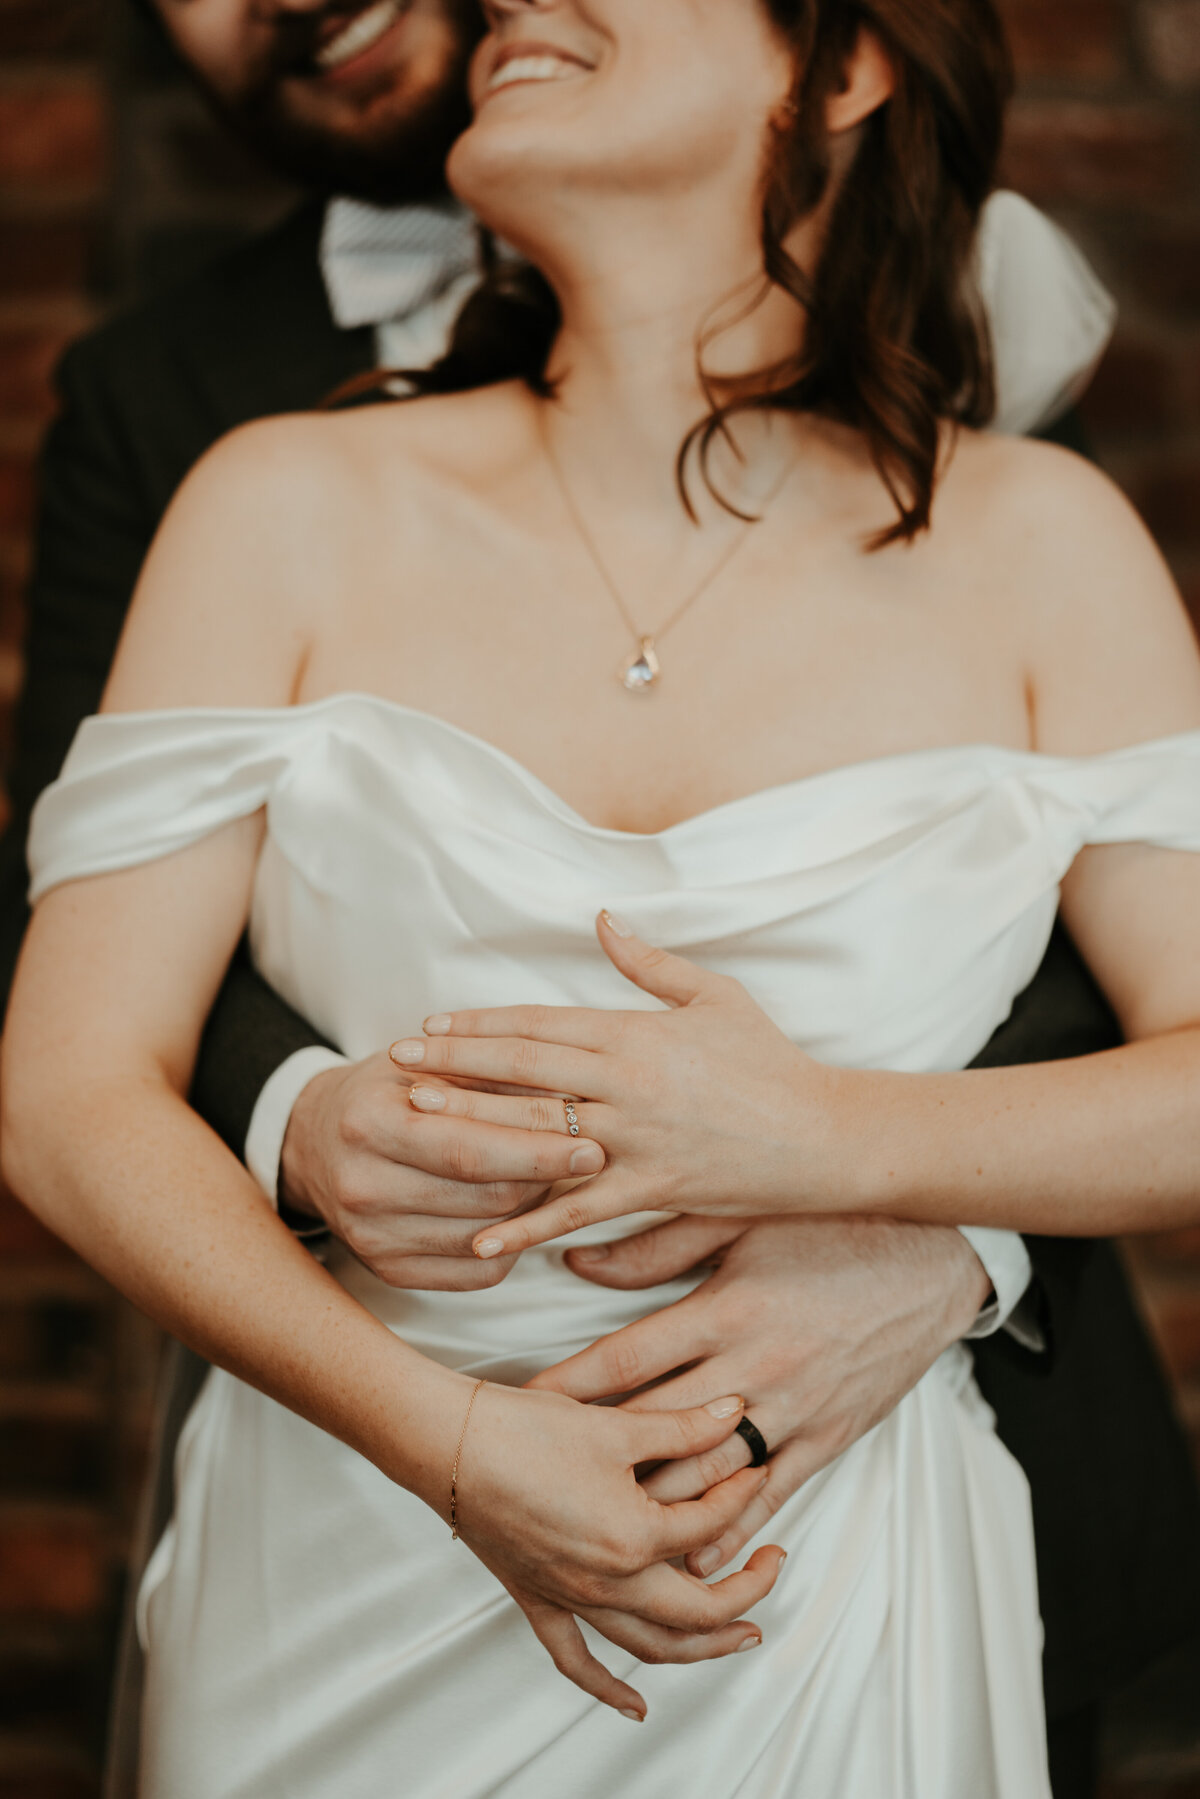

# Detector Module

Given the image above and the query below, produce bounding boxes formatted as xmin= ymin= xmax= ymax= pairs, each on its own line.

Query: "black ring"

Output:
xmin=735 ymin=1417 xmax=770 ymax=1467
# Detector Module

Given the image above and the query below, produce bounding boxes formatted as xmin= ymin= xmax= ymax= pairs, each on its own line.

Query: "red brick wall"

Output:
xmin=0 ymin=4 xmax=1198 ymax=1793
xmin=0 ymin=9 xmax=138 ymax=1795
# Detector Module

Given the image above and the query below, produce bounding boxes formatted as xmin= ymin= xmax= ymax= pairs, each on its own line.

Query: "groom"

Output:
xmin=4 ymin=2 xmax=1198 ymax=1795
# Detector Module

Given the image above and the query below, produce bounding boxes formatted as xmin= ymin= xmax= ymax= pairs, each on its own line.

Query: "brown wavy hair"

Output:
xmin=351 ymin=0 xmax=1013 ymax=547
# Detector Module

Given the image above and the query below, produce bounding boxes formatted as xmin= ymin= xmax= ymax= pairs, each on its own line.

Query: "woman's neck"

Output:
xmin=530 ymin=192 xmax=819 ymax=518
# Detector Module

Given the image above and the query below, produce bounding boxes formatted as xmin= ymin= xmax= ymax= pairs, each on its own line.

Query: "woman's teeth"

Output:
xmin=487 ymin=55 xmax=586 ymax=94
xmin=315 ymin=0 xmax=402 ymax=73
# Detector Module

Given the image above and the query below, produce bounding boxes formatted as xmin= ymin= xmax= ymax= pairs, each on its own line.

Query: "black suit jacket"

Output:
xmin=4 ymin=201 xmax=1198 ymax=1741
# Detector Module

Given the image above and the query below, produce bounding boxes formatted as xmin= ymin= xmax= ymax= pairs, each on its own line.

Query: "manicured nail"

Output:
xmin=569 ymin=1143 xmax=605 ymax=1175
xmin=619 ymin=1708 xmax=644 ymax=1724
xmin=570 ymin=1244 xmax=610 ymax=1264
xmin=474 ymin=1237 xmax=506 ymax=1259
xmin=601 ymin=910 xmax=636 ymax=938
xmin=424 ymin=1014 xmax=453 ymax=1036
xmin=735 ymin=1634 xmax=762 ymax=1653
xmin=693 ymin=1545 xmax=721 ymax=1576
xmin=390 ymin=1040 xmax=426 ymax=1066
xmin=409 ymin=1086 xmax=446 ymax=1111
xmin=706 ymin=1396 xmax=744 ymax=1419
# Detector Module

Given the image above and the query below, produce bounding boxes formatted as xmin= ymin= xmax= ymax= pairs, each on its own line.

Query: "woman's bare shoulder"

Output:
xmin=940 ymin=429 xmax=1200 ymax=753
xmin=103 ymin=409 xmax=391 ymax=714
xmin=943 ymin=426 xmax=1133 ymax=541
xmin=162 ymin=382 xmax=532 ymax=544
xmin=104 ymin=386 xmax=534 ymax=715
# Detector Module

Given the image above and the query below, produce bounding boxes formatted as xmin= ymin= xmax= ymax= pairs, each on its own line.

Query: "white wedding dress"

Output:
xmin=28 ymin=697 xmax=1200 ymax=1799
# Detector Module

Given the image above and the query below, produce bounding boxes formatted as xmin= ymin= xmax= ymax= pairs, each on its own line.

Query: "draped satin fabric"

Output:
xmin=28 ymin=697 xmax=1200 ymax=1799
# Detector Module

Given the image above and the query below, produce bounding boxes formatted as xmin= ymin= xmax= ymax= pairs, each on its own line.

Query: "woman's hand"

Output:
xmin=390 ymin=911 xmax=859 ymax=1258
xmin=435 ymin=1380 xmax=786 ymax=1718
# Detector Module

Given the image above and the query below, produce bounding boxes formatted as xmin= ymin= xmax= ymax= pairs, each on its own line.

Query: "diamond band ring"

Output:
xmin=563 ymin=1099 xmax=581 ymax=1137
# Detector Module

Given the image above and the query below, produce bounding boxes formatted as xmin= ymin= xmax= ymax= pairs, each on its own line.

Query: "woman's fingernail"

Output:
xmin=735 ymin=1633 xmax=762 ymax=1653
xmin=601 ymin=910 xmax=636 ymax=939
xmin=569 ymin=1143 xmax=605 ymax=1175
xmin=570 ymin=1244 xmax=610 ymax=1264
xmin=706 ymin=1396 xmax=744 ymax=1419
xmin=424 ymin=1014 xmax=453 ymax=1036
xmin=474 ymin=1237 xmax=506 ymax=1259
xmin=619 ymin=1708 xmax=644 ymax=1724
xmin=409 ymin=1086 xmax=446 ymax=1111
xmin=390 ymin=1040 xmax=426 ymax=1066
xmin=693 ymin=1545 xmax=721 ymax=1576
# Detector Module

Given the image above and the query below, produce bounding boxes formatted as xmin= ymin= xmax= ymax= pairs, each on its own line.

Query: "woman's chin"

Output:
xmin=446 ymin=128 xmax=568 ymax=239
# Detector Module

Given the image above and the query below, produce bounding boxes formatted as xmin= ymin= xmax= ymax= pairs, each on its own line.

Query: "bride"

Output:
xmin=7 ymin=0 xmax=1200 ymax=1794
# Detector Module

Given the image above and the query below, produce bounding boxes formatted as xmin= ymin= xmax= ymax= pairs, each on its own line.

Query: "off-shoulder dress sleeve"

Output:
xmin=27 ymin=708 xmax=304 ymax=904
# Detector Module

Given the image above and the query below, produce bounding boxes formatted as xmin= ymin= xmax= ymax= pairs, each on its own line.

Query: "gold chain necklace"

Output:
xmin=540 ymin=418 xmax=797 ymax=693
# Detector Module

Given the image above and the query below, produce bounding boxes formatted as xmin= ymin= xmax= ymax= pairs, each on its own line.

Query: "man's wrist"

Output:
xmin=245 ymin=1046 xmax=350 ymax=1220
xmin=957 ymin=1226 xmax=1037 ymax=1342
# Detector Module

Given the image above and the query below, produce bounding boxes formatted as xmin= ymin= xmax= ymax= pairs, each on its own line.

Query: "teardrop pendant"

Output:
xmin=621 ymin=637 xmax=661 ymax=693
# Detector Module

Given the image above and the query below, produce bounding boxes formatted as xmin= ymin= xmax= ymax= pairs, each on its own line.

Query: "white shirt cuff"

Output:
xmin=244 ymin=1046 xmax=351 ymax=1206
xmin=958 ymin=1225 xmax=1042 ymax=1349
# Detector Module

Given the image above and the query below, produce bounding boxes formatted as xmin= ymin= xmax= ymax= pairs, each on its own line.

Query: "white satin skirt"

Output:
xmin=136 ymin=1239 xmax=1051 ymax=1799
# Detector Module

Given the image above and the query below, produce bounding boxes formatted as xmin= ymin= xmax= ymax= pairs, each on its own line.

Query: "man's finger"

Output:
xmin=638 ymin=1428 xmax=754 ymax=1504
xmin=528 ymin=1300 xmax=703 ymax=1400
xmin=519 ymin=1598 xmax=646 ymax=1719
xmin=369 ymin=1253 xmax=523 ymax=1292
xmin=683 ymin=1435 xmax=831 ymax=1577
xmin=399 ymin=1115 xmax=607 ymax=1187
xmin=564 ymin=1215 xmax=745 ymax=1289
xmin=367 ymin=1177 xmax=548 ymax=1220
xmin=649 ymin=1467 xmax=772 ymax=1561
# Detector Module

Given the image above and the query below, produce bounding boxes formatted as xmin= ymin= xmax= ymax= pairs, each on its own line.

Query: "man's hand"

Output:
xmin=528 ymin=1214 xmax=992 ymax=1574
xmin=278 ymin=1054 xmax=604 ymax=1291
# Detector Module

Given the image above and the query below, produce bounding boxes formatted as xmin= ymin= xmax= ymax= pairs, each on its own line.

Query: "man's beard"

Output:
xmin=204 ymin=1 xmax=481 ymax=206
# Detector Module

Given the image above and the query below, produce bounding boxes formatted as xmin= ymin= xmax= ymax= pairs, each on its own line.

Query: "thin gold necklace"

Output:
xmin=540 ymin=418 xmax=797 ymax=693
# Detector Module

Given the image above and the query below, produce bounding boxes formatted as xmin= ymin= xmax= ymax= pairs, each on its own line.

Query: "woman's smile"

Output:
xmin=480 ymin=38 xmax=597 ymax=101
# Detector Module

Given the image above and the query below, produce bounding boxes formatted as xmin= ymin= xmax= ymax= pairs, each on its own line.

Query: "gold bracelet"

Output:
xmin=449 ymin=1377 xmax=486 ymax=1541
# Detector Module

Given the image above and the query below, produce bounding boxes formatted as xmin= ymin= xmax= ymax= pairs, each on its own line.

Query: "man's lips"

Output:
xmin=311 ymin=0 xmax=408 ymax=75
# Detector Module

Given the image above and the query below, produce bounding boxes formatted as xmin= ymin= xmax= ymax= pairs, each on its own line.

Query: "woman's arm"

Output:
xmin=3 ymin=823 xmax=468 ymax=1470
xmin=2 ymin=421 xmax=782 ymax=1712
xmin=383 ymin=904 xmax=1200 ymax=1251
